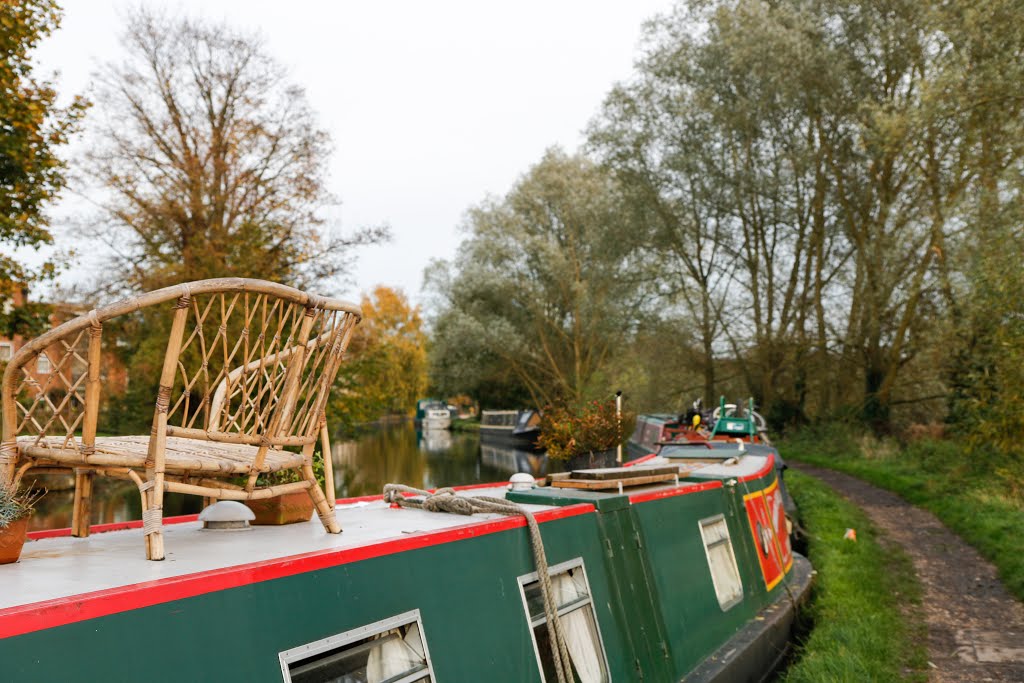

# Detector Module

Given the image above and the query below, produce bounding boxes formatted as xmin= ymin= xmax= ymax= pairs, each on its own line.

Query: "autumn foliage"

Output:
xmin=538 ymin=399 xmax=635 ymax=462
xmin=332 ymin=286 xmax=429 ymax=429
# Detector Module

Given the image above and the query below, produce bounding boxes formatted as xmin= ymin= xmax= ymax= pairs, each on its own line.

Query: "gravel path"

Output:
xmin=793 ymin=463 xmax=1024 ymax=683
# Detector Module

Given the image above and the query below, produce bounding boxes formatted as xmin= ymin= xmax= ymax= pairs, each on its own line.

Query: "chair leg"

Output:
xmin=320 ymin=424 xmax=336 ymax=505
xmin=304 ymin=464 xmax=341 ymax=534
xmin=72 ymin=469 xmax=94 ymax=538
xmin=143 ymin=482 xmax=166 ymax=561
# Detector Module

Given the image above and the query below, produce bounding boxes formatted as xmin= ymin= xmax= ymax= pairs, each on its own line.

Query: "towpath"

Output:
xmin=792 ymin=463 xmax=1024 ymax=683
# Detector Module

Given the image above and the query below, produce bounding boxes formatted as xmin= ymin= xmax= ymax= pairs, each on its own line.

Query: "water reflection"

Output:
xmin=417 ymin=429 xmax=453 ymax=453
xmin=480 ymin=443 xmax=549 ymax=479
xmin=330 ymin=424 xmax=506 ymax=497
xmin=30 ymin=423 xmax=552 ymax=530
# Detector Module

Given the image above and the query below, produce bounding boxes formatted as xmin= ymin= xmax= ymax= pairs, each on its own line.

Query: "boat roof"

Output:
xmin=0 ymin=452 xmax=775 ymax=637
xmin=1 ymin=484 xmax=565 ymax=613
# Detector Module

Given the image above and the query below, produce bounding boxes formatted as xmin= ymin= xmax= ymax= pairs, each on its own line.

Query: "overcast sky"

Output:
xmin=33 ymin=1 xmax=674 ymax=308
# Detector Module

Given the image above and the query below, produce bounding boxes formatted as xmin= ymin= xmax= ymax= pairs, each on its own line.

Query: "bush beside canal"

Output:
xmin=780 ymin=470 xmax=927 ymax=683
xmin=451 ymin=417 xmax=481 ymax=432
xmin=782 ymin=426 xmax=1024 ymax=603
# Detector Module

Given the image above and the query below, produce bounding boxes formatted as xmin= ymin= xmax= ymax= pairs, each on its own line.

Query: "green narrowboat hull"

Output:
xmin=0 ymin=454 xmax=810 ymax=682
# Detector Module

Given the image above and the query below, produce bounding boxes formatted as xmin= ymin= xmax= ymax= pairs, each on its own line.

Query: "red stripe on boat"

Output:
xmin=623 ymin=454 xmax=657 ymax=467
xmin=0 ymin=502 xmax=594 ymax=639
xmin=628 ymin=480 xmax=722 ymax=503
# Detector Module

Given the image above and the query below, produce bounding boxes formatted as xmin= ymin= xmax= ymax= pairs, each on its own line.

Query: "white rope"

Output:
xmin=142 ymin=508 xmax=162 ymax=536
xmin=383 ymin=484 xmax=575 ymax=683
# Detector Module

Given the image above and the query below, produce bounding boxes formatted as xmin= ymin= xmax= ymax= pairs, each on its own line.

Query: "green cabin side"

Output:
xmin=0 ymin=469 xmax=790 ymax=682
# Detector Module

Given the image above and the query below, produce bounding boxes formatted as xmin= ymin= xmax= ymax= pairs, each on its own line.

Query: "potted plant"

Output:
xmin=0 ymin=483 xmax=43 ymax=564
xmin=244 ymin=452 xmax=327 ymax=525
xmin=538 ymin=398 xmax=636 ymax=471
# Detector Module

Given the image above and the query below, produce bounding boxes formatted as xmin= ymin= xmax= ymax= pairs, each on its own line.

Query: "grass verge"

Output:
xmin=780 ymin=470 xmax=927 ymax=682
xmin=781 ymin=426 xmax=1024 ymax=602
xmin=450 ymin=417 xmax=480 ymax=432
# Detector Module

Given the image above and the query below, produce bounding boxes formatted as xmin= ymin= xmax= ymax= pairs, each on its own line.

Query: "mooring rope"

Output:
xmin=382 ymin=483 xmax=575 ymax=683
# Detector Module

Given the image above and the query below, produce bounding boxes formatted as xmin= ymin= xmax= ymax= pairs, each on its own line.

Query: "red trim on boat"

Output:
xmin=628 ymin=480 xmax=722 ymax=503
xmin=737 ymin=452 xmax=775 ymax=483
xmin=0 ymin=502 xmax=595 ymax=640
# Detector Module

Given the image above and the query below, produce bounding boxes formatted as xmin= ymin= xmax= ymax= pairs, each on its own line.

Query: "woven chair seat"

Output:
xmin=17 ymin=435 xmax=305 ymax=475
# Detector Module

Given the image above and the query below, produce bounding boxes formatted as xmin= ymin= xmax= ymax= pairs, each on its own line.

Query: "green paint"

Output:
xmin=2 ymin=471 xmax=796 ymax=682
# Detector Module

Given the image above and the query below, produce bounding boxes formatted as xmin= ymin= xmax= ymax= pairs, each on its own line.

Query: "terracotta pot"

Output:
xmin=245 ymin=491 xmax=315 ymax=525
xmin=0 ymin=518 xmax=29 ymax=565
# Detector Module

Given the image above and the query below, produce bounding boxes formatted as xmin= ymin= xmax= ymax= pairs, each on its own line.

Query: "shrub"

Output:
xmin=538 ymin=399 xmax=635 ymax=461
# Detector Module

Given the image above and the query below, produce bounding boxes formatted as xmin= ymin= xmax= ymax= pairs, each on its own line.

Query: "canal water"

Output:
xmin=28 ymin=424 xmax=551 ymax=531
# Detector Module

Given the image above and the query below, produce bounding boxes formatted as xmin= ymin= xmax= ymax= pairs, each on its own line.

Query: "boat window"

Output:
xmin=699 ymin=515 xmax=744 ymax=610
xmin=643 ymin=423 xmax=660 ymax=446
xmin=279 ymin=610 xmax=434 ymax=683
xmin=520 ymin=561 xmax=609 ymax=683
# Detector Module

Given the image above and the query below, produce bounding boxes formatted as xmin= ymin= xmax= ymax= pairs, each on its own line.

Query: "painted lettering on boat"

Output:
xmin=743 ymin=478 xmax=793 ymax=591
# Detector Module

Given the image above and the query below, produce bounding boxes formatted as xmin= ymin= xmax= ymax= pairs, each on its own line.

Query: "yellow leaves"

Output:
xmin=341 ymin=286 xmax=429 ymax=418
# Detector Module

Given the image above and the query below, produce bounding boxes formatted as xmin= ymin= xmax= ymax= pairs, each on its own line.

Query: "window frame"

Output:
xmin=517 ymin=557 xmax=610 ymax=683
xmin=0 ymin=342 xmax=11 ymax=362
xmin=36 ymin=353 xmax=51 ymax=374
xmin=277 ymin=609 xmax=436 ymax=683
xmin=698 ymin=514 xmax=744 ymax=611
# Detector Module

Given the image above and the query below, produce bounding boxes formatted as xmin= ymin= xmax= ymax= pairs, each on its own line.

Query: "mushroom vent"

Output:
xmin=199 ymin=501 xmax=255 ymax=531
xmin=508 ymin=473 xmax=536 ymax=491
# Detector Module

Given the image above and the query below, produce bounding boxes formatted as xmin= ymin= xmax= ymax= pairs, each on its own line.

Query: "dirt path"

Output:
xmin=793 ymin=463 xmax=1024 ymax=683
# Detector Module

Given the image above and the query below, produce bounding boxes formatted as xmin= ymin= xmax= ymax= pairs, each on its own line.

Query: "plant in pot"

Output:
xmin=538 ymin=398 xmax=636 ymax=471
xmin=0 ymin=483 xmax=44 ymax=564
xmin=244 ymin=453 xmax=327 ymax=525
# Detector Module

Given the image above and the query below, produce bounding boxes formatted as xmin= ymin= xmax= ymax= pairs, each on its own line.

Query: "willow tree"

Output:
xmin=84 ymin=8 xmax=385 ymax=292
xmin=0 ymin=0 xmax=86 ymax=335
xmin=589 ymin=1 xmax=848 ymax=419
xmin=428 ymin=149 xmax=646 ymax=408
xmin=591 ymin=0 xmax=1024 ymax=431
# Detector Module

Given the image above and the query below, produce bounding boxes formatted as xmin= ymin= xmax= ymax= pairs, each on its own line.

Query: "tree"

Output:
xmin=0 ymin=0 xmax=86 ymax=335
xmin=428 ymin=149 xmax=647 ymax=408
xmin=84 ymin=8 xmax=386 ymax=292
xmin=590 ymin=0 xmax=1024 ymax=432
xmin=333 ymin=286 xmax=429 ymax=428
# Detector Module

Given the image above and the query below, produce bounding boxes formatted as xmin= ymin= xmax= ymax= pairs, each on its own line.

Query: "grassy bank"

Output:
xmin=781 ymin=470 xmax=927 ymax=682
xmin=451 ymin=417 xmax=480 ymax=432
xmin=781 ymin=427 xmax=1024 ymax=602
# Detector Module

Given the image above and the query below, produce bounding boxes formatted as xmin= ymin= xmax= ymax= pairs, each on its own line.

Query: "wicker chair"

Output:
xmin=0 ymin=278 xmax=361 ymax=560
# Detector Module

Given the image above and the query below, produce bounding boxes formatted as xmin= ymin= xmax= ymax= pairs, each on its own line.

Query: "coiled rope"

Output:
xmin=382 ymin=484 xmax=575 ymax=683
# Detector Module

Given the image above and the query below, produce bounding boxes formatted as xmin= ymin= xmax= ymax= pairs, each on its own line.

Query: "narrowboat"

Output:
xmin=479 ymin=409 xmax=542 ymax=450
xmin=415 ymin=399 xmax=452 ymax=430
xmin=628 ymin=399 xmax=772 ymax=459
xmin=627 ymin=413 xmax=687 ymax=459
xmin=0 ymin=447 xmax=811 ymax=682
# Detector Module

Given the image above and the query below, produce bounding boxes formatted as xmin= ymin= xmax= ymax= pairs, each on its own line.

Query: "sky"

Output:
xmin=33 ymin=0 xmax=675 ymax=309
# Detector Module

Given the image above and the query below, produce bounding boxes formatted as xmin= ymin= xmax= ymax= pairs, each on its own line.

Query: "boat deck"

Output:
xmin=1 ymin=485 xmax=562 ymax=611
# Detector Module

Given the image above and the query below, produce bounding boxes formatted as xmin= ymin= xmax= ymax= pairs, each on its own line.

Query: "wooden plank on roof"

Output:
xmin=569 ymin=465 xmax=678 ymax=481
xmin=551 ymin=471 xmax=678 ymax=490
